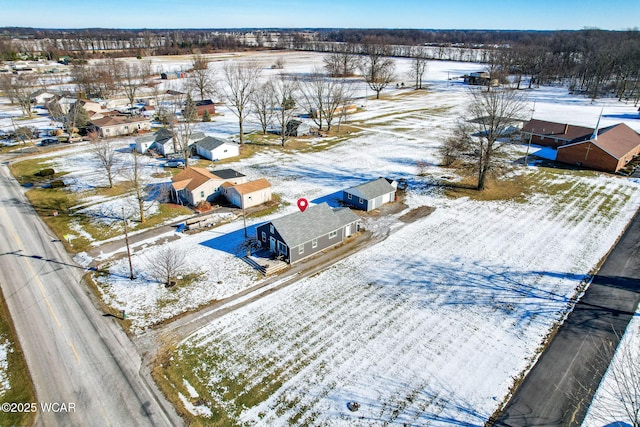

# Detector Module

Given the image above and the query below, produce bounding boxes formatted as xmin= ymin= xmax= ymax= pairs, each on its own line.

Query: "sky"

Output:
xmin=0 ymin=0 xmax=638 ymax=31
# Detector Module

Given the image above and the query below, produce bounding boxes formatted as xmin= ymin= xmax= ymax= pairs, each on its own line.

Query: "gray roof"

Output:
xmin=156 ymin=131 xmax=206 ymax=147
xmin=270 ymin=202 xmax=360 ymax=248
xmin=210 ymin=168 xmax=245 ymax=180
xmin=344 ymin=177 xmax=396 ymax=200
xmin=195 ymin=136 xmax=234 ymax=151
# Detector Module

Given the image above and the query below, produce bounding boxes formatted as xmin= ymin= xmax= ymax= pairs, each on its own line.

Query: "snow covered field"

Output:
xmin=3 ymin=51 xmax=640 ymax=424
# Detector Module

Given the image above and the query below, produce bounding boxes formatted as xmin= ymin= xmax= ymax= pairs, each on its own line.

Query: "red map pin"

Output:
xmin=297 ymin=198 xmax=309 ymax=212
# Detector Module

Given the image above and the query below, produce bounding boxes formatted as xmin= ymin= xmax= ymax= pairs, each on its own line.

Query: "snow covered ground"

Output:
xmin=0 ymin=337 xmax=11 ymax=396
xmin=582 ymin=302 xmax=640 ymax=427
xmin=3 ymin=51 xmax=640 ymax=424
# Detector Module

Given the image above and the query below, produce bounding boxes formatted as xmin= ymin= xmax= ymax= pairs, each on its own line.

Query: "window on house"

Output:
xmin=278 ymin=242 xmax=287 ymax=254
xmin=329 ymin=230 xmax=337 ymax=239
xmin=270 ymin=225 xmax=274 ymax=233
xmin=200 ymin=191 xmax=205 ymax=198
xmin=359 ymin=198 xmax=363 ymax=204
xmin=299 ymin=246 xmax=304 ymax=255
xmin=312 ymin=239 xmax=318 ymax=248
xmin=347 ymin=193 xmax=352 ymax=200
xmin=261 ymin=231 xmax=266 ymax=242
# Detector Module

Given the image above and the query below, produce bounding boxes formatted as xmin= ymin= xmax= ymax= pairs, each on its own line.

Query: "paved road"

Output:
xmin=493 ymin=208 xmax=640 ymax=426
xmin=0 ymin=161 xmax=182 ymax=426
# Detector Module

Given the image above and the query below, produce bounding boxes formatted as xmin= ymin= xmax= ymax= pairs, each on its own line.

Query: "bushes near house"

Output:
xmin=34 ymin=168 xmax=55 ymax=177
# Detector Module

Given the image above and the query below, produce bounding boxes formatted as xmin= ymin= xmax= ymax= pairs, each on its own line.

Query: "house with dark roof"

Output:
xmin=155 ymin=131 xmax=206 ymax=156
xmin=210 ymin=169 xmax=247 ymax=185
xmin=256 ymin=202 xmax=361 ymax=264
xmin=194 ymin=136 xmax=240 ymax=161
xmin=342 ymin=177 xmax=397 ymax=212
xmin=221 ymin=178 xmax=272 ymax=209
xmin=195 ymin=99 xmax=216 ymax=117
xmin=556 ymin=123 xmax=640 ymax=173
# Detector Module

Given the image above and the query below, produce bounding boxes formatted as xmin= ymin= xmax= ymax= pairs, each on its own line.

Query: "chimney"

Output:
xmin=564 ymin=123 xmax=569 ymax=134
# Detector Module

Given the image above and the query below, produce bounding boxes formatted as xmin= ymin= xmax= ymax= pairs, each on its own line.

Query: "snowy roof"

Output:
xmin=344 ymin=177 xmax=396 ymax=200
xmin=269 ymin=202 xmax=360 ymax=248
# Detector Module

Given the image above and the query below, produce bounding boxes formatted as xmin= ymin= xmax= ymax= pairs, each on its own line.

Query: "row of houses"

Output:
xmin=522 ymin=118 xmax=640 ymax=173
xmin=136 ymin=128 xmax=240 ymax=161
xmin=171 ymin=167 xmax=398 ymax=265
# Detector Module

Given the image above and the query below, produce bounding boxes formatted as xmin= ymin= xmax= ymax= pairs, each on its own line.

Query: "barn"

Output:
xmin=556 ymin=123 xmax=640 ymax=173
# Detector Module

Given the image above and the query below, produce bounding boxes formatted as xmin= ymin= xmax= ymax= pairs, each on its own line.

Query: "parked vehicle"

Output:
xmin=165 ymin=160 xmax=185 ymax=168
xmin=40 ymin=138 xmax=60 ymax=146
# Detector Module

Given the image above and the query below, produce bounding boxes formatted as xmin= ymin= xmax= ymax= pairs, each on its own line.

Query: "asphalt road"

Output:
xmin=494 ymin=208 xmax=640 ymax=426
xmin=0 ymin=161 xmax=181 ymax=426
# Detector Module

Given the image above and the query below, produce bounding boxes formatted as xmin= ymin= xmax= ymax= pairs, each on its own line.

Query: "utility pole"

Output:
xmin=524 ymin=128 xmax=534 ymax=167
xmin=122 ymin=207 xmax=134 ymax=280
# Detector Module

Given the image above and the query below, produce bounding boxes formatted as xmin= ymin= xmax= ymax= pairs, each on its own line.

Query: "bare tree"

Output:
xmin=89 ymin=131 xmax=118 ymax=188
xmin=410 ymin=46 xmax=429 ymax=90
xmin=221 ymin=60 xmax=262 ymax=145
xmin=324 ymin=44 xmax=360 ymax=77
xmin=272 ymin=74 xmax=298 ymax=147
xmin=126 ymin=151 xmax=149 ymax=223
xmin=5 ymin=73 xmax=38 ymax=118
xmin=168 ymin=115 xmax=195 ymax=167
xmin=360 ymin=43 xmax=396 ymax=99
xmin=150 ymin=246 xmax=187 ymax=287
xmin=119 ymin=61 xmax=144 ymax=107
xmin=187 ymin=54 xmax=216 ymax=101
xmin=298 ymin=70 xmax=354 ymax=133
xmin=583 ymin=334 xmax=640 ymax=427
xmin=252 ymin=80 xmax=276 ymax=135
xmin=0 ymin=74 xmax=16 ymax=104
xmin=461 ymin=88 xmax=527 ymax=190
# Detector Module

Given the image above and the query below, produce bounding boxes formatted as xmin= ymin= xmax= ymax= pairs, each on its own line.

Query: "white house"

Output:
xmin=221 ymin=178 xmax=272 ymax=209
xmin=171 ymin=167 xmax=224 ymax=206
xmin=194 ymin=137 xmax=240 ymax=161
xmin=90 ymin=116 xmax=151 ymax=138
xmin=155 ymin=131 xmax=205 ymax=156
xmin=135 ymin=134 xmax=156 ymax=154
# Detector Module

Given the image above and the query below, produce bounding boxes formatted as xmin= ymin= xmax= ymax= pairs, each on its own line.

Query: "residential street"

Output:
xmin=0 ymin=159 xmax=181 ymax=427
xmin=493 ymin=208 xmax=640 ymax=427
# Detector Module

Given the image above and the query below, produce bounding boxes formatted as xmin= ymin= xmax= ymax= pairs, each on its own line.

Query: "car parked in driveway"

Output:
xmin=40 ymin=138 xmax=60 ymax=146
xmin=165 ymin=160 xmax=185 ymax=168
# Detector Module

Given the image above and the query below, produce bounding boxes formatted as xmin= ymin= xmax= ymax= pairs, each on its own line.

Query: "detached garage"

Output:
xmin=343 ymin=177 xmax=397 ymax=212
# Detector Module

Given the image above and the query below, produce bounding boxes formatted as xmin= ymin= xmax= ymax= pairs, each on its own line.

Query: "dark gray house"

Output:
xmin=256 ymin=202 xmax=361 ymax=264
xmin=343 ymin=178 xmax=397 ymax=212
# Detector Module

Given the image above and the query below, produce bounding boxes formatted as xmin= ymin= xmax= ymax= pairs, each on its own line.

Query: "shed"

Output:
xmin=285 ymin=119 xmax=311 ymax=137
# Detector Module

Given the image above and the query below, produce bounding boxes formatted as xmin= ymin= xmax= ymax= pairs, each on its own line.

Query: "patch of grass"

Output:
xmin=248 ymin=193 xmax=285 ymax=218
xmin=84 ymin=272 xmax=133 ymax=333
xmin=0 ymin=286 xmax=37 ymax=427
xmin=444 ymin=173 xmax=533 ymax=202
xmin=81 ymin=181 xmax=133 ymax=198
xmin=8 ymin=157 xmax=57 ymax=185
